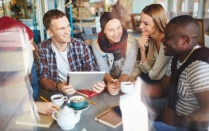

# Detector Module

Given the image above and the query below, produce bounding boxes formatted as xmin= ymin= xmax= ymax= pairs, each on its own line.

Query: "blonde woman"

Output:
xmin=138 ymin=4 xmax=172 ymax=83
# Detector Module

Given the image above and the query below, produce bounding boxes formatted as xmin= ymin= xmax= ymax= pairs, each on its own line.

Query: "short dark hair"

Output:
xmin=169 ymin=15 xmax=200 ymax=39
xmin=43 ymin=9 xmax=66 ymax=29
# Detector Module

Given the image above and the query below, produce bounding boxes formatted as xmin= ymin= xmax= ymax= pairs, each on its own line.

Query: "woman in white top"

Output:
xmin=137 ymin=4 xmax=172 ymax=83
xmin=92 ymin=12 xmax=138 ymax=95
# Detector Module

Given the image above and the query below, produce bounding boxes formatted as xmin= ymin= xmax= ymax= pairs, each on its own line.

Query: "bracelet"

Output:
xmin=56 ymin=82 xmax=60 ymax=91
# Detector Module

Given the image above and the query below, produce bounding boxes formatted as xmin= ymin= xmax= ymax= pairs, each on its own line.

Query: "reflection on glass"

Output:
xmin=0 ymin=30 xmax=37 ymax=131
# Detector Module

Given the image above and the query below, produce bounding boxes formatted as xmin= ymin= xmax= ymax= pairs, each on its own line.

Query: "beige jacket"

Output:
xmin=139 ymin=39 xmax=172 ymax=80
xmin=92 ymin=35 xmax=138 ymax=78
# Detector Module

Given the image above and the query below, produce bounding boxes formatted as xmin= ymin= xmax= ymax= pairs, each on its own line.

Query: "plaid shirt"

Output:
xmin=37 ymin=38 xmax=99 ymax=82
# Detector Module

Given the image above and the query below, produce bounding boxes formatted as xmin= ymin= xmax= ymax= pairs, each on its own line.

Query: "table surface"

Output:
xmin=0 ymin=71 xmax=38 ymax=131
xmin=36 ymin=88 xmax=123 ymax=131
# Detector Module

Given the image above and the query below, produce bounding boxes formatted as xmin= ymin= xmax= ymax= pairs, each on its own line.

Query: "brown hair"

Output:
xmin=142 ymin=4 xmax=167 ymax=33
xmin=43 ymin=9 xmax=66 ymax=29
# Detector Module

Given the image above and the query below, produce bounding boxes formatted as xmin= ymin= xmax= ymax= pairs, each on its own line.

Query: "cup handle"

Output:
xmin=52 ymin=111 xmax=58 ymax=121
xmin=63 ymin=96 xmax=68 ymax=101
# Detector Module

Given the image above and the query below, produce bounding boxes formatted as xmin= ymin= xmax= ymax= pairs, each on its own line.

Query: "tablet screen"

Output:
xmin=67 ymin=72 xmax=105 ymax=90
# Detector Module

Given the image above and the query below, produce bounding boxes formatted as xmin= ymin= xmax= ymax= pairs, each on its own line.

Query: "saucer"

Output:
xmin=66 ymin=101 xmax=90 ymax=112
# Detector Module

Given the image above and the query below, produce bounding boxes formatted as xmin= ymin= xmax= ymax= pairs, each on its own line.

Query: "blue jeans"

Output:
xmin=153 ymin=122 xmax=186 ymax=131
xmin=142 ymin=96 xmax=168 ymax=121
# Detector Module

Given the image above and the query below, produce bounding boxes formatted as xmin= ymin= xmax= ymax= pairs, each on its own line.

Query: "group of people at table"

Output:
xmin=1 ymin=3 xmax=209 ymax=131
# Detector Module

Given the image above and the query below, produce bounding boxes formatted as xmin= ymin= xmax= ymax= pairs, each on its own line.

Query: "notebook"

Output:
xmin=76 ymin=89 xmax=99 ymax=98
xmin=15 ymin=113 xmax=54 ymax=128
xmin=95 ymin=106 xmax=122 ymax=128
xmin=67 ymin=72 xmax=105 ymax=90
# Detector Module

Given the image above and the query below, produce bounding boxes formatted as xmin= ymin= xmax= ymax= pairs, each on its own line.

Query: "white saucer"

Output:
xmin=66 ymin=101 xmax=90 ymax=112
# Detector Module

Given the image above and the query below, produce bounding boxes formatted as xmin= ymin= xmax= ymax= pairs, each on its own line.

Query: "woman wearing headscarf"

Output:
xmin=92 ymin=12 xmax=138 ymax=95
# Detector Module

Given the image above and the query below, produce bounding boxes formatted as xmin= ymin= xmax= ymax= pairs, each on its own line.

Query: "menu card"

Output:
xmin=95 ymin=107 xmax=122 ymax=128
xmin=15 ymin=113 xmax=54 ymax=128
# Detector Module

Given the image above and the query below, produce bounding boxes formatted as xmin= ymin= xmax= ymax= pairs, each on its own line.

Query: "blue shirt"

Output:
xmin=31 ymin=63 xmax=39 ymax=99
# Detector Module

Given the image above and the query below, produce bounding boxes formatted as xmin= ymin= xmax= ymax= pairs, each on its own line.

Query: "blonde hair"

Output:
xmin=142 ymin=4 xmax=167 ymax=33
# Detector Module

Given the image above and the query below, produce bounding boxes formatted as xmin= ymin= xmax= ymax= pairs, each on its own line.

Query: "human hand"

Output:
xmin=163 ymin=107 xmax=179 ymax=126
xmin=138 ymin=35 xmax=149 ymax=52
xmin=92 ymin=81 xmax=106 ymax=93
xmin=36 ymin=102 xmax=59 ymax=115
xmin=106 ymin=79 xmax=120 ymax=96
xmin=59 ymin=82 xmax=76 ymax=95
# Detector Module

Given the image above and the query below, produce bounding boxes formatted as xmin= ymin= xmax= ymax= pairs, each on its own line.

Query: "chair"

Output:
xmin=131 ymin=14 xmax=141 ymax=32
xmin=73 ymin=24 xmax=84 ymax=40
xmin=195 ymin=18 xmax=209 ymax=47
xmin=127 ymin=14 xmax=141 ymax=39
xmin=82 ymin=26 xmax=98 ymax=41
xmin=196 ymin=19 xmax=205 ymax=46
xmin=82 ymin=26 xmax=98 ymax=46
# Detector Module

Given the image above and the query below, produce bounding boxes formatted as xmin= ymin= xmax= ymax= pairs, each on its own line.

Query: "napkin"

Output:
xmin=120 ymin=77 xmax=149 ymax=131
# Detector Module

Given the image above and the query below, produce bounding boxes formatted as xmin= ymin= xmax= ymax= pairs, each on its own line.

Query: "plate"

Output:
xmin=66 ymin=101 xmax=90 ymax=112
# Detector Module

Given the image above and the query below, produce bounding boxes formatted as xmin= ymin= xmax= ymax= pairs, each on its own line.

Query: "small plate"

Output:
xmin=66 ymin=101 xmax=90 ymax=112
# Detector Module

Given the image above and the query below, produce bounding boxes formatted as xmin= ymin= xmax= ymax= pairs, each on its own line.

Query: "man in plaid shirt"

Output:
xmin=37 ymin=9 xmax=105 ymax=95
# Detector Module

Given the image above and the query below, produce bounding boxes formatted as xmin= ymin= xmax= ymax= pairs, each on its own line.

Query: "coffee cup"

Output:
xmin=69 ymin=95 xmax=85 ymax=109
xmin=120 ymin=82 xmax=134 ymax=94
xmin=51 ymin=94 xmax=68 ymax=107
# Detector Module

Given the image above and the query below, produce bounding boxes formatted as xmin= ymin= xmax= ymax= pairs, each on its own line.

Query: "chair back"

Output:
xmin=83 ymin=27 xmax=93 ymax=36
xmin=74 ymin=24 xmax=82 ymax=31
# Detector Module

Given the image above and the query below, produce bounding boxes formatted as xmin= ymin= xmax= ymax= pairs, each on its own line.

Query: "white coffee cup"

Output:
xmin=51 ymin=94 xmax=68 ymax=107
xmin=120 ymin=82 xmax=134 ymax=94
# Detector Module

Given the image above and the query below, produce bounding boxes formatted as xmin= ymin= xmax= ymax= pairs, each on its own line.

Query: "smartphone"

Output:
xmin=112 ymin=106 xmax=122 ymax=117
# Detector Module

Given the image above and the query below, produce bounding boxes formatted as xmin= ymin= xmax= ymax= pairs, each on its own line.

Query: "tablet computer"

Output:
xmin=67 ymin=72 xmax=105 ymax=90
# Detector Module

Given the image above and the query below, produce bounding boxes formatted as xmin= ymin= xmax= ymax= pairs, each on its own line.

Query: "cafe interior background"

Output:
xmin=0 ymin=0 xmax=209 ymax=47
xmin=0 ymin=0 xmax=209 ymax=130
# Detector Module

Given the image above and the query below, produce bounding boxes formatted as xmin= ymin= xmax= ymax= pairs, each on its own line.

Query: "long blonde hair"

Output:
xmin=142 ymin=4 xmax=167 ymax=33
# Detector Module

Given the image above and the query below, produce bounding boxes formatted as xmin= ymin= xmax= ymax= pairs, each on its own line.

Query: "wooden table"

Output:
xmin=36 ymin=88 xmax=123 ymax=131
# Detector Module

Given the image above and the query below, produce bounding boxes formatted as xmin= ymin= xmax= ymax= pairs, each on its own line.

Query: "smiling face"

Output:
xmin=139 ymin=12 xmax=159 ymax=36
xmin=47 ymin=16 xmax=71 ymax=44
xmin=162 ymin=23 xmax=186 ymax=56
xmin=103 ymin=19 xmax=123 ymax=44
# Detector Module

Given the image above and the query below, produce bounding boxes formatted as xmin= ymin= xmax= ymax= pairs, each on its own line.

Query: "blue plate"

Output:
xmin=66 ymin=101 xmax=90 ymax=111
